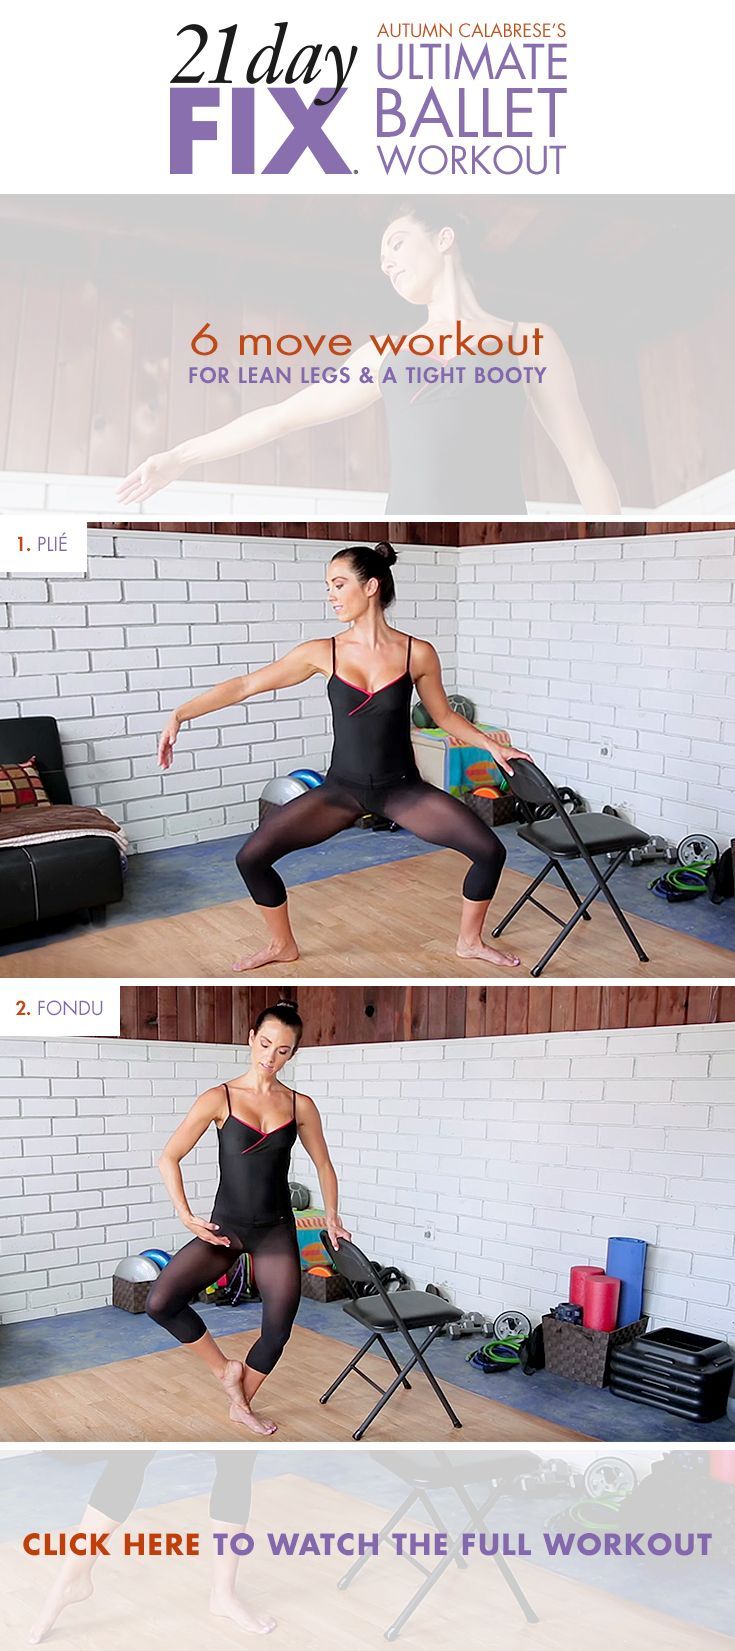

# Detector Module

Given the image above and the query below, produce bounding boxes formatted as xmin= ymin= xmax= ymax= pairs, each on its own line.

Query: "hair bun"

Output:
xmin=373 ymin=540 xmax=397 ymax=566
xmin=276 ymin=997 xmax=298 ymax=1010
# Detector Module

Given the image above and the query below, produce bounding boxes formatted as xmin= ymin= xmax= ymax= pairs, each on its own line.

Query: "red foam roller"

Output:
xmin=585 ymin=1274 xmax=620 ymax=1331
xmin=710 ymin=1452 xmax=735 ymax=1483
xmin=569 ymin=1265 xmax=604 ymax=1310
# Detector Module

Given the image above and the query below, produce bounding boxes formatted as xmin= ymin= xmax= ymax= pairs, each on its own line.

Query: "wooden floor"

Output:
xmin=4 ymin=1476 xmax=728 ymax=1651
xmin=2 ymin=854 xmax=733 ymax=979
xmin=0 ymin=1325 xmax=589 ymax=1444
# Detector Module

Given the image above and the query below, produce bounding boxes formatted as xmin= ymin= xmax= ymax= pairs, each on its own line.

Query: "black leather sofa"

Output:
xmin=0 ymin=716 xmax=124 ymax=931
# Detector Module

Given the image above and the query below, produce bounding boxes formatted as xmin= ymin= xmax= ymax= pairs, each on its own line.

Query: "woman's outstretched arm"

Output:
xmin=118 ymin=341 xmax=382 ymax=505
xmin=411 ymin=639 xmax=531 ymax=771
xmin=525 ymin=322 xmax=621 ymax=512
xmin=158 ymin=638 xmax=331 ymax=768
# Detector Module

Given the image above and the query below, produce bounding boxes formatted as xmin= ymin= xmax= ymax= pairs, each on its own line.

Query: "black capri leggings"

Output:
xmin=146 ymin=1221 xmax=301 ymax=1375
xmin=81 ymin=1452 xmax=254 ymax=1524
xmin=236 ymin=776 xmax=507 ymax=908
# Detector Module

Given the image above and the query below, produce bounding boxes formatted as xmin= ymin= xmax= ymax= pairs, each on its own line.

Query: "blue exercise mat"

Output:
xmin=606 ymin=1236 xmax=647 ymax=1325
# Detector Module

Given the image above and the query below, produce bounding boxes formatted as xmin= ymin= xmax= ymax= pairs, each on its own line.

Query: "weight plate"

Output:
xmin=493 ymin=1310 xmax=532 ymax=1340
xmin=677 ymin=834 xmax=718 ymax=866
xmin=584 ymin=1457 xmax=638 ymax=1500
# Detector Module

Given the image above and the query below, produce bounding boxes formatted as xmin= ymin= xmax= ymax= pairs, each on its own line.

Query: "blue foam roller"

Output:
xmin=606 ymin=1236 xmax=647 ymax=1326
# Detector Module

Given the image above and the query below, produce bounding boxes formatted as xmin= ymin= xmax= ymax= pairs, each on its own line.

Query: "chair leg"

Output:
xmin=456 ymin=1485 xmax=539 ymax=1625
xmin=319 ymin=1333 xmax=379 ymax=1405
xmin=383 ymin=1486 xmax=505 ymax=1641
xmin=377 ymin=1333 xmax=412 ymax=1389
xmin=406 ymin=1327 xmax=463 ymax=1430
xmin=586 ymin=855 xmax=649 ymax=962
xmin=553 ymin=861 xmax=591 ymax=920
xmin=491 ymin=859 xmax=556 ymax=937
xmin=353 ymin=1326 xmax=462 ymax=1441
xmin=337 ymin=1487 xmax=417 ymax=1592
xmin=529 ymin=851 xmax=649 ymax=976
xmin=493 ymin=1553 xmax=540 ymax=1624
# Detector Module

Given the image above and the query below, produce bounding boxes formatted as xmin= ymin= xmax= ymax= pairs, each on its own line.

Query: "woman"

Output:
xmin=30 ymin=1453 xmax=270 ymax=1642
xmin=117 ymin=203 xmax=620 ymax=514
xmin=157 ymin=541 xmax=532 ymax=972
xmin=146 ymin=999 xmax=350 ymax=1436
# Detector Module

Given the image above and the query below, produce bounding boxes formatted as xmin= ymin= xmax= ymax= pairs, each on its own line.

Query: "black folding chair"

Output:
xmin=492 ymin=759 xmax=651 ymax=976
xmin=337 ymin=1450 xmax=541 ymax=1640
xmin=319 ymin=1234 xmax=464 ymax=1440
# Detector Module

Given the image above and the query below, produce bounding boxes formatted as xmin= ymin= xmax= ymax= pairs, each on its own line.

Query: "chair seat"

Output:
xmin=344 ymin=1291 xmax=463 ymax=1332
xmin=518 ymin=812 xmax=650 ymax=859
xmin=370 ymin=1450 xmax=543 ymax=1487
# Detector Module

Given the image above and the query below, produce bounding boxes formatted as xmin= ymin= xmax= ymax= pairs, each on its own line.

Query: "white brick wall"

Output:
xmin=3 ymin=526 xmax=734 ymax=850
xmin=1 ymin=1024 xmax=733 ymax=1345
xmin=457 ymin=530 xmax=735 ymax=847
xmin=0 ymin=532 xmax=457 ymax=852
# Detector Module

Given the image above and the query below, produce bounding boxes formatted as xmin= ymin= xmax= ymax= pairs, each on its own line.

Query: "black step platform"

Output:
xmin=610 ymin=1328 xmax=734 ymax=1423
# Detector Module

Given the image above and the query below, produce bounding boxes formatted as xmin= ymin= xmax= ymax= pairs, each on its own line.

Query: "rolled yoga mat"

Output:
xmin=606 ymin=1236 xmax=647 ymax=1326
xmin=585 ymin=1275 xmax=621 ymax=1332
xmin=569 ymin=1265 xmax=604 ymax=1312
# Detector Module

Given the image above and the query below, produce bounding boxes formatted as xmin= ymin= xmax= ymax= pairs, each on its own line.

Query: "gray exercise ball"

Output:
xmin=114 ymin=1255 xmax=161 ymax=1283
xmin=261 ymin=775 xmax=310 ymax=807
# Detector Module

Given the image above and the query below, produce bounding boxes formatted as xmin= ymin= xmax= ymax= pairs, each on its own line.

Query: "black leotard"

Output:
xmin=235 ymin=630 xmax=509 ymax=910
xmin=211 ymin=1082 xmax=298 ymax=1240
xmin=381 ymin=351 xmax=527 ymax=514
xmin=146 ymin=1084 xmax=301 ymax=1372
xmin=327 ymin=634 xmax=417 ymax=795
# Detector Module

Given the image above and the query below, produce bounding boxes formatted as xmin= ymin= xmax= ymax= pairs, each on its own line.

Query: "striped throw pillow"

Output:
xmin=0 ymin=756 xmax=52 ymax=811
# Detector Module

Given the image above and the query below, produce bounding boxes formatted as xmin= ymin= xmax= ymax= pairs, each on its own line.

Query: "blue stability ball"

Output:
xmin=289 ymin=769 xmax=323 ymax=788
xmin=140 ymin=1249 xmax=172 ymax=1270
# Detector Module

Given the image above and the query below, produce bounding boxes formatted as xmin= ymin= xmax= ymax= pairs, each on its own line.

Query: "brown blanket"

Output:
xmin=0 ymin=804 xmax=128 ymax=855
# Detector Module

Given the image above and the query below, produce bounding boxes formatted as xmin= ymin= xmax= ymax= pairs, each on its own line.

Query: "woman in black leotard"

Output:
xmin=157 ymin=542 xmax=532 ymax=973
xmin=118 ymin=203 xmax=620 ymax=514
xmin=146 ymin=999 xmax=350 ymax=1436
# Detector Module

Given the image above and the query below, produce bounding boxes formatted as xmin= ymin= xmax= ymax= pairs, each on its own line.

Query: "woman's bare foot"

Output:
xmin=218 ymin=1359 xmax=277 ymax=1434
xmin=228 ymin=1398 xmax=278 ymax=1436
xmin=210 ymin=1590 xmax=277 ymax=1634
xmin=456 ymin=938 xmax=521 ymax=967
xmin=231 ymin=941 xmax=299 ymax=973
xmin=219 ymin=1357 xmax=247 ymax=1402
xmin=29 ymin=1573 xmax=94 ymax=1643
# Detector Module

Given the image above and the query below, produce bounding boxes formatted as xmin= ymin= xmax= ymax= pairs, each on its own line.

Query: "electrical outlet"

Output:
xmin=599 ymin=734 xmax=614 ymax=758
xmin=423 ymin=1222 xmax=435 ymax=1241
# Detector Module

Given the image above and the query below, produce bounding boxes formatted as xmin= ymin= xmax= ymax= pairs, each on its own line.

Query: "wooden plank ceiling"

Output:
xmin=119 ymin=984 xmax=735 ymax=1047
xmin=91 ymin=522 xmax=733 ymax=546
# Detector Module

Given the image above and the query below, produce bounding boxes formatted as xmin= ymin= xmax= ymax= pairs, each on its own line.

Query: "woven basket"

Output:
xmin=542 ymin=1314 xmax=648 ymax=1387
xmin=464 ymin=790 xmax=517 ymax=827
xmin=112 ymin=1276 xmax=153 ymax=1315
xmin=301 ymin=1271 xmax=349 ymax=1303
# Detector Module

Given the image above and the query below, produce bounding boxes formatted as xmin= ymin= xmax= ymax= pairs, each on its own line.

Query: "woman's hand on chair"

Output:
xmin=486 ymin=738 xmax=532 ymax=775
xmin=326 ymin=1215 xmax=352 ymax=1248
xmin=181 ymin=1214 xmax=231 ymax=1246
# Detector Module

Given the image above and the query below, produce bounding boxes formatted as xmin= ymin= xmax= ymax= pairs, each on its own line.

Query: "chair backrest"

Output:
xmin=321 ymin=1231 xmax=382 ymax=1288
xmin=0 ymin=716 xmax=72 ymax=805
xmin=504 ymin=757 xmax=588 ymax=853
xmin=503 ymin=757 xmax=560 ymax=810
xmin=321 ymin=1230 xmax=408 ymax=1326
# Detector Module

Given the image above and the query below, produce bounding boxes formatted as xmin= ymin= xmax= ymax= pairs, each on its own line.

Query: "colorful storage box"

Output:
xmin=295 ymin=1209 xmax=332 ymax=1271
